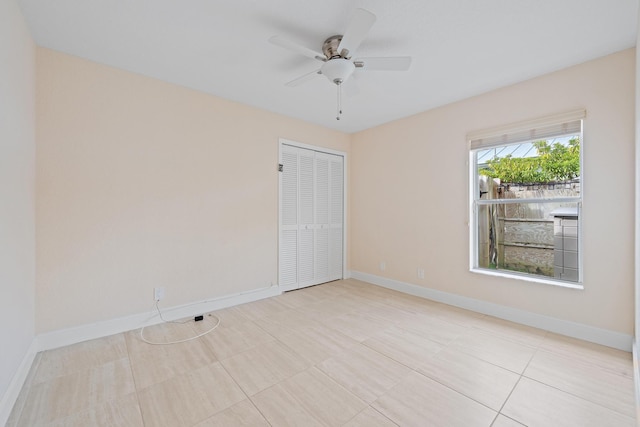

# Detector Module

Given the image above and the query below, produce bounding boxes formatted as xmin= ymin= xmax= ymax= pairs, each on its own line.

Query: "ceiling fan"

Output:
xmin=269 ymin=8 xmax=412 ymax=120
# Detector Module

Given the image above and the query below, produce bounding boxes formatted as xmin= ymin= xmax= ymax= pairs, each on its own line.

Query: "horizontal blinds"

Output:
xmin=468 ymin=109 xmax=585 ymax=150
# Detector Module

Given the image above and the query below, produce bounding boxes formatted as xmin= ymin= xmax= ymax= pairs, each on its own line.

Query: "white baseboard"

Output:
xmin=0 ymin=339 xmax=38 ymax=427
xmin=1 ymin=285 xmax=282 ymax=425
xmin=351 ymin=271 xmax=633 ymax=352
xmin=37 ymin=285 xmax=282 ymax=352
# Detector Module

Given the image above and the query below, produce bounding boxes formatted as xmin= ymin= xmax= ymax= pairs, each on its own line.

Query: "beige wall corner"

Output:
xmin=0 ymin=0 xmax=37 ymax=415
xmin=35 ymin=48 xmax=350 ymax=333
xmin=351 ymin=48 xmax=635 ymax=336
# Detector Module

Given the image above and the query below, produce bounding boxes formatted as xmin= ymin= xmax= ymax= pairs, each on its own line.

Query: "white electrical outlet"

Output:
xmin=379 ymin=261 xmax=386 ymax=271
xmin=154 ymin=287 xmax=165 ymax=301
xmin=417 ymin=268 xmax=425 ymax=279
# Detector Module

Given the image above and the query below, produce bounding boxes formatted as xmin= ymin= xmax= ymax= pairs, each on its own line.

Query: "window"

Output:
xmin=468 ymin=110 xmax=585 ymax=287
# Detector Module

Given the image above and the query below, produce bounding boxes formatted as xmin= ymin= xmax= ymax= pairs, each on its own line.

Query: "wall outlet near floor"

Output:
xmin=379 ymin=261 xmax=386 ymax=271
xmin=154 ymin=287 xmax=165 ymax=301
xmin=417 ymin=268 xmax=425 ymax=279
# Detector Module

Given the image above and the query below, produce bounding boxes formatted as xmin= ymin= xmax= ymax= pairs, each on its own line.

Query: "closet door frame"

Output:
xmin=278 ymin=138 xmax=347 ymax=291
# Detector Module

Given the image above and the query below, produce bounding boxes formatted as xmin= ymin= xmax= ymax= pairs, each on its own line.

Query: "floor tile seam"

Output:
xmin=197 ymin=336 xmax=228 ymax=363
xmin=539 ymin=335 xmax=633 ymax=357
xmin=30 ymin=355 xmax=136 ymax=398
xmin=249 ymin=317 xmax=299 ymax=340
xmin=214 ymin=340 xmax=276 ymax=365
xmin=438 ymin=342 xmax=530 ymax=376
xmin=130 ymin=351 xmax=225 ymax=393
xmin=261 ymin=336 xmax=316 ymax=371
xmin=430 ymin=315 xmax=479 ymax=329
xmin=303 ymin=366 xmax=370 ymax=408
xmin=490 ymin=413 xmax=523 ymax=427
xmin=35 ymin=391 xmax=144 ymax=427
xmin=246 ymin=377 xmax=331 ymax=427
xmin=217 ymin=357 xmax=269 ymax=397
xmin=338 ymin=341 xmax=419 ymax=373
xmin=234 ymin=395 xmax=275 ymax=427
xmin=246 ymin=382 xmax=283 ymax=426
xmin=31 ymin=388 xmax=142 ymax=427
xmin=339 ymin=404 xmax=400 ymax=427
xmin=179 ymin=393 xmax=249 ymax=427
xmin=398 ymin=325 xmax=468 ymax=347
xmin=493 ymin=371 xmax=526 ymax=425
xmin=208 ymin=358 xmax=253 ymax=413
xmin=30 ymin=355 xmax=129 ymax=387
xmin=125 ymin=334 xmax=208 ymax=365
xmin=219 ymin=340 xmax=311 ymax=395
xmin=526 ymin=348 xmax=636 ymax=381
xmin=376 ymin=323 xmax=450 ymax=348
xmin=121 ymin=333 xmax=148 ymax=427
xmin=502 ymin=345 xmax=635 ymax=421
xmin=127 ymin=354 xmax=218 ymax=384
xmin=358 ymin=338 xmax=436 ymax=372
xmin=463 ymin=328 xmax=543 ymax=350
xmin=533 ymin=347 xmax=635 ymax=378
xmin=411 ymin=362 xmax=511 ymax=411
xmin=368 ymin=405 xmax=401 ymax=427
xmin=468 ymin=327 xmax=547 ymax=348
xmin=272 ymin=331 xmax=331 ymax=367
xmin=274 ymin=297 xmax=317 ymax=310
xmin=518 ymin=374 xmax=636 ymax=419
xmin=225 ymin=316 xmax=280 ymax=339
xmin=315 ymin=355 xmax=414 ymax=404
xmin=415 ymin=348 xmax=526 ymax=383
xmin=408 ymin=369 xmax=500 ymax=415
xmin=401 ymin=310 xmax=475 ymax=327
xmin=538 ymin=344 xmax=634 ymax=365
xmin=491 ymin=343 xmax=540 ymax=425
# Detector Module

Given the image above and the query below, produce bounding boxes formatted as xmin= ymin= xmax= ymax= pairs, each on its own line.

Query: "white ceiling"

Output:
xmin=17 ymin=0 xmax=639 ymax=133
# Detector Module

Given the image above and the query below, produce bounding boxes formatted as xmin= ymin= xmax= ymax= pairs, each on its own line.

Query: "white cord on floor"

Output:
xmin=139 ymin=300 xmax=221 ymax=345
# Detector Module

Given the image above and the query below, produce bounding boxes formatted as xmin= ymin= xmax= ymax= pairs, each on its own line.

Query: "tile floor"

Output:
xmin=7 ymin=279 xmax=636 ymax=426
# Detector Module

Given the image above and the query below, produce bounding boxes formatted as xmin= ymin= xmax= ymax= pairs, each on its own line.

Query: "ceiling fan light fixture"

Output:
xmin=321 ymin=58 xmax=355 ymax=85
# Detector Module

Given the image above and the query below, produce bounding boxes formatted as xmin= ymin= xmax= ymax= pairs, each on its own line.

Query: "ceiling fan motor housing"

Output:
xmin=321 ymin=58 xmax=355 ymax=85
xmin=322 ymin=35 xmax=346 ymax=58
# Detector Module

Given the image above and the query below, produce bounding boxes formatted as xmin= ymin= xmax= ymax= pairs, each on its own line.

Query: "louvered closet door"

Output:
xmin=328 ymin=154 xmax=344 ymax=280
xmin=279 ymin=145 xmax=299 ymax=287
xmin=298 ymin=148 xmax=316 ymax=287
xmin=279 ymin=144 xmax=344 ymax=290
xmin=314 ymin=153 xmax=331 ymax=283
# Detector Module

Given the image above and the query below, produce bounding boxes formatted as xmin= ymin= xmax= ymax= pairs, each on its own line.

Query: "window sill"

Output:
xmin=470 ymin=267 xmax=584 ymax=290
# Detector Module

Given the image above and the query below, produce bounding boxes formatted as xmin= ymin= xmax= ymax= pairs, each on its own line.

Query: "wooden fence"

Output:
xmin=477 ymin=177 xmax=578 ymax=277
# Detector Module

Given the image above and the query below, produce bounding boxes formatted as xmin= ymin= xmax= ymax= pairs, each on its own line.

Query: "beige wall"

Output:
xmin=0 ymin=0 xmax=36 ymax=400
xmin=36 ymin=48 xmax=350 ymax=333
xmin=351 ymin=48 xmax=635 ymax=335
xmin=34 ymin=45 xmax=636 ymax=337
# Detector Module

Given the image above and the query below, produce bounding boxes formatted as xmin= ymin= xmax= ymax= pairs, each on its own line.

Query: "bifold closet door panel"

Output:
xmin=279 ymin=145 xmax=299 ymax=287
xmin=279 ymin=144 xmax=344 ymax=289
xmin=298 ymin=148 xmax=315 ymax=286
xmin=329 ymin=154 xmax=344 ymax=281
xmin=314 ymin=153 xmax=330 ymax=283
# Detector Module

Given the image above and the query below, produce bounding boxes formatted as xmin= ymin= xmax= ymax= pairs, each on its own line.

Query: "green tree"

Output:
xmin=480 ymin=137 xmax=580 ymax=183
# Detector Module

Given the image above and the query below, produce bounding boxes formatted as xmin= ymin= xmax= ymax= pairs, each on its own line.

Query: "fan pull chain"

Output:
xmin=336 ymin=82 xmax=343 ymax=120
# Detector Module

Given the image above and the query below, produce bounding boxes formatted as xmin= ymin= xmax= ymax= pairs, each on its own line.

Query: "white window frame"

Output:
xmin=468 ymin=109 xmax=585 ymax=289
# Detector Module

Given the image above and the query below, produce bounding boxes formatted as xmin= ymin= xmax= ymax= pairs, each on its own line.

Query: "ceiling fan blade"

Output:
xmin=355 ymin=56 xmax=412 ymax=71
xmin=337 ymin=8 xmax=376 ymax=58
xmin=285 ymin=69 xmax=322 ymax=87
xmin=269 ymin=35 xmax=326 ymax=62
